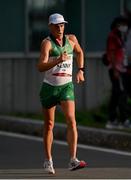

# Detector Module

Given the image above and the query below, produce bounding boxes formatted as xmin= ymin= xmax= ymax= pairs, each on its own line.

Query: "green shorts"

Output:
xmin=39 ymin=82 xmax=75 ymax=108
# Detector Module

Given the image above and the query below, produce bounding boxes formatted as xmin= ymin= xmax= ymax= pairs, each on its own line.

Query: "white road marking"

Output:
xmin=0 ymin=130 xmax=131 ymax=157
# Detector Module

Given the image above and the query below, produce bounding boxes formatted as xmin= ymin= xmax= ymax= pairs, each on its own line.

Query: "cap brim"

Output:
xmin=49 ymin=21 xmax=68 ymax=25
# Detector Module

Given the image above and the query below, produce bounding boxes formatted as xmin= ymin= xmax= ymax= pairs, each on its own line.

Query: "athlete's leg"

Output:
xmin=43 ymin=106 xmax=56 ymax=160
xmin=61 ymin=100 xmax=78 ymax=159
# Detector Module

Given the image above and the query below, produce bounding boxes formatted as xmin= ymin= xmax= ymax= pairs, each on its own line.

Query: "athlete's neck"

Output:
xmin=50 ymin=34 xmax=65 ymax=47
xmin=56 ymin=38 xmax=63 ymax=46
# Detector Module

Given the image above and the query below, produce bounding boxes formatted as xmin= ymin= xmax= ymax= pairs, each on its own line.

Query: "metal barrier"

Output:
xmin=0 ymin=56 xmax=111 ymax=113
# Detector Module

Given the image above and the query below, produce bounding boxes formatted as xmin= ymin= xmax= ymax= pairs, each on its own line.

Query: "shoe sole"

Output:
xmin=44 ymin=169 xmax=55 ymax=174
xmin=69 ymin=162 xmax=88 ymax=171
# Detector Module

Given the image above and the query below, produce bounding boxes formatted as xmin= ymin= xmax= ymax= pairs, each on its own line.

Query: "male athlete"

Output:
xmin=37 ymin=13 xmax=87 ymax=174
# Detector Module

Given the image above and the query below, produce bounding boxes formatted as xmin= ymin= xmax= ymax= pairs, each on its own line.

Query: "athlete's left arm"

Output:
xmin=69 ymin=34 xmax=85 ymax=83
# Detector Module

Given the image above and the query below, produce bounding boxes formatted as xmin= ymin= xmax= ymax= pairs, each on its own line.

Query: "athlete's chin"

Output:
xmin=57 ymin=33 xmax=63 ymax=37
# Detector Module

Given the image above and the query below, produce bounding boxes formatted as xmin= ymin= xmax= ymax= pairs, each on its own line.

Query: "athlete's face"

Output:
xmin=49 ymin=23 xmax=65 ymax=39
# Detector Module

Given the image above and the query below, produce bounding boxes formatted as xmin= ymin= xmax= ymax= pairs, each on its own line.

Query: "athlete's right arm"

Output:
xmin=37 ymin=39 xmax=69 ymax=72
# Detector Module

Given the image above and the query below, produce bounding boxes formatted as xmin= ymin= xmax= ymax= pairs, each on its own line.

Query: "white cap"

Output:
xmin=48 ymin=13 xmax=68 ymax=25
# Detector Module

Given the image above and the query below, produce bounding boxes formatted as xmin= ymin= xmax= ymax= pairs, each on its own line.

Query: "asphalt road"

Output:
xmin=0 ymin=131 xmax=131 ymax=179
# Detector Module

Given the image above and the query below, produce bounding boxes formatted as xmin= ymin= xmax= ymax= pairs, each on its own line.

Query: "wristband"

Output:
xmin=78 ymin=67 xmax=84 ymax=72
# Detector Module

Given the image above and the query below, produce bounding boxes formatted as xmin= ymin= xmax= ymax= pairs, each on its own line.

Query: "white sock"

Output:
xmin=70 ymin=157 xmax=77 ymax=162
xmin=45 ymin=158 xmax=52 ymax=162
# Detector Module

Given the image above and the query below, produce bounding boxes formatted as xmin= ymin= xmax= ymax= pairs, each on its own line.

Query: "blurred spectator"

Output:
xmin=105 ymin=16 xmax=131 ymax=129
xmin=125 ymin=16 xmax=131 ymax=119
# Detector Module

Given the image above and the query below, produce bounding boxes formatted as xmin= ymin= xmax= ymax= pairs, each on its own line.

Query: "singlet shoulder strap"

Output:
xmin=46 ymin=36 xmax=51 ymax=41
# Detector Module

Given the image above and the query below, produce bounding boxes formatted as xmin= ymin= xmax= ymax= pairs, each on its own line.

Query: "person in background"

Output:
xmin=105 ymin=16 xmax=131 ymax=129
xmin=124 ymin=15 xmax=131 ymax=119
xmin=37 ymin=13 xmax=87 ymax=174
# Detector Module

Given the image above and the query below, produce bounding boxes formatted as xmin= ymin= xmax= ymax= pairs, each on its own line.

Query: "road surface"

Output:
xmin=0 ymin=131 xmax=131 ymax=179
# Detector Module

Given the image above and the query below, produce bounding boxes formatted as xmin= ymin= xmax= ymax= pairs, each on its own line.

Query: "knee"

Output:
xmin=66 ymin=115 xmax=77 ymax=129
xmin=44 ymin=120 xmax=54 ymax=131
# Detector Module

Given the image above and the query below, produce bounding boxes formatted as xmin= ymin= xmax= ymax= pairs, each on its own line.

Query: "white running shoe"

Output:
xmin=68 ymin=158 xmax=87 ymax=171
xmin=105 ymin=120 xmax=118 ymax=129
xmin=43 ymin=160 xmax=55 ymax=174
xmin=124 ymin=119 xmax=131 ymax=128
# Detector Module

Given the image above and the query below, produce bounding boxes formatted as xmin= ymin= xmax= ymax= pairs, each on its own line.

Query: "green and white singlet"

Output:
xmin=43 ymin=35 xmax=73 ymax=86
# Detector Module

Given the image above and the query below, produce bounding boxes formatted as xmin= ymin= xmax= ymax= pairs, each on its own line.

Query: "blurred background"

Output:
xmin=0 ymin=0 xmax=130 ymax=115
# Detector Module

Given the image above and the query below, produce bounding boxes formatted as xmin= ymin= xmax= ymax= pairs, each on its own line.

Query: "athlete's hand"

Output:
xmin=76 ymin=70 xmax=85 ymax=83
xmin=58 ymin=51 xmax=70 ymax=63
